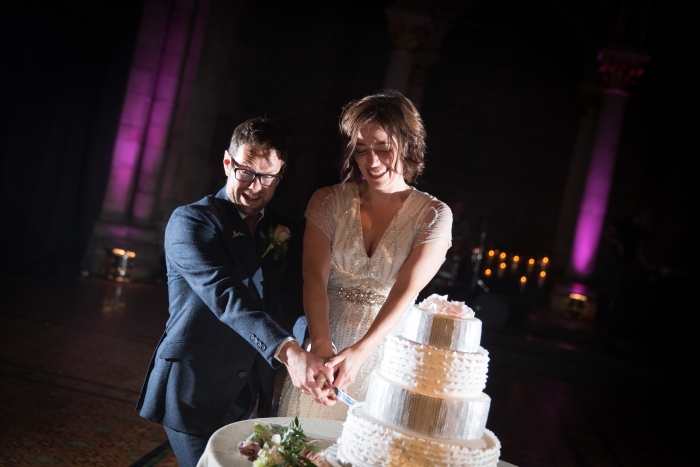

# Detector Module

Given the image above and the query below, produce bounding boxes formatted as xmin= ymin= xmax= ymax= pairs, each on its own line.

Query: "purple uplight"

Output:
xmin=570 ymin=91 xmax=628 ymax=277
xmin=101 ymin=0 xmax=209 ymax=223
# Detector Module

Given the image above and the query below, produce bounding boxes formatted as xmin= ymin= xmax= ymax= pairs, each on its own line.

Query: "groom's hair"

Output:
xmin=229 ymin=117 xmax=288 ymax=162
xmin=339 ymin=89 xmax=426 ymax=184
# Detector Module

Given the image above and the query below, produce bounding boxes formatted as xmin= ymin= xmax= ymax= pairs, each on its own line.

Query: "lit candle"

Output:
xmin=519 ymin=275 xmax=527 ymax=293
xmin=484 ymin=268 xmax=492 ymax=277
xmin=527 ymin=258 xmax=535 ymax=274
xmin=486 ymin=250 xmax=495 ymax=266
xmin=538 ymin=270 xmax=546 ymax=289
xmin=499 ymin=252 xmax=506 ymax=261
xmin=497 ymin=262 xmax=506 ymax=277
xmin=540 ymin=256 xmax=549 ymax=271
xmin=511 ymin=255 xmax=520 ymax=273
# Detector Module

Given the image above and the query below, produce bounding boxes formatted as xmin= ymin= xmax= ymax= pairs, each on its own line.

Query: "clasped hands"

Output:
xmin=281 ymin=340 xmax=368 ymax=407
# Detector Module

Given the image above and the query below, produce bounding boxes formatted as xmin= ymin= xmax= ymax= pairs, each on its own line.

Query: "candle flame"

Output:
xmin=484 ymin=269 xmax=492 ymax=276
xmin=539 ymin=271 xmax=546 ymax=278
xmin=112 ymin=248 xmax=136 ymax=258
xmin=520 ymin=276 xmax=527 ymax=283
xmin=528 ymin=258 xmax=535 ymax=265
xmin=513 ymin=255 xmax=520 ymax=262
xmin=499 ymin=263 xmax=506 ymax=269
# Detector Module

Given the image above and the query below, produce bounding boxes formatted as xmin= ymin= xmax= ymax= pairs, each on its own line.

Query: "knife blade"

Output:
xmin=321 ymin=378 xmax=357 ymax=406
xmin=330 ymin=385 xmax=357 ymax=406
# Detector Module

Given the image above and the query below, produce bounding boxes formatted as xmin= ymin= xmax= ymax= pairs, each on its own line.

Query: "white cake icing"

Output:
xmin=364 ymin=371 xmax=491 ymax=440
xmin=336 ymin=294 xmax=501 ymax=466
xmin=393 ymin=302 xmax=482 ymax=353
xmin=338 ymin=405 xmax=501 ymax=467
xmin=381 ymin=334 xmax=489 ymax=398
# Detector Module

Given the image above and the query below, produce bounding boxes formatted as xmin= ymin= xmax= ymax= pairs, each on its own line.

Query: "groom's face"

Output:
xmin=223 ymin=143 xmax=283 ymax=216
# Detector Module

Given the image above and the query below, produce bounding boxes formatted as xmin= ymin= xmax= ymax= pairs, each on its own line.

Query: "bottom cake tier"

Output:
xmin=337 ymin=403 xmax=501 ymax=467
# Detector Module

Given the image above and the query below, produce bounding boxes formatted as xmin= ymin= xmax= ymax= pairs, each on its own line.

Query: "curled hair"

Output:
xmin=339 ymin=89 xmax=426 ymax=184
xmin=229 ymin=117 xmax=288 ymax=163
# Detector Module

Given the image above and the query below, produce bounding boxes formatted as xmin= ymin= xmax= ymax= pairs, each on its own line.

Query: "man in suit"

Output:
xmin=136 ymin=118 xmax=334 ymax=467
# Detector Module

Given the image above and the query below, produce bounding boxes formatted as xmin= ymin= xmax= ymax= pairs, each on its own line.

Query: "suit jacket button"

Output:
xmin=239 ymin=371 xmax=247 ymax=378
xmin=261 ymin=344 xmax=267 ymax=351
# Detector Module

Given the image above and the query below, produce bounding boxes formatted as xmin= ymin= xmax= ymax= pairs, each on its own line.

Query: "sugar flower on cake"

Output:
xmin=418 ymin=294 xmax=475 ymax=318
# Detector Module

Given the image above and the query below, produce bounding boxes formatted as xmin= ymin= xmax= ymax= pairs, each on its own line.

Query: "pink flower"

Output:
xmin=237 ymin=440 xmax=261 ymax=461
xmin=273 ymin=224 xmax=291 ymax=243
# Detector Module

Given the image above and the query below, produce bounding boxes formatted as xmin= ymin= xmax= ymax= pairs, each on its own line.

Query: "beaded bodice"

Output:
xmin=278 ymin=182 xmax=451 ymax=421
xmin=307 ymin=182 xmax=452 ymax=363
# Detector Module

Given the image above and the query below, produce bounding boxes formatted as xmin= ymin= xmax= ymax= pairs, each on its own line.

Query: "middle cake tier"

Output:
xmin=381 ymin=334 xmax=489 ymax=398
xmin=364 ymin=370 xmax=491 ymax=440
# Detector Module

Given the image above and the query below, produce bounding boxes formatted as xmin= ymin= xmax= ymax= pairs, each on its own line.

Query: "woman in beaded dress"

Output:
xmin=278 ymin=90 xmax=452 ymax=421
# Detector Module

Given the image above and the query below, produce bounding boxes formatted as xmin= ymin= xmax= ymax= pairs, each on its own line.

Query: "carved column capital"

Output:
xmin=597 ymin=48 xmax=650 ymax=94
xmin=385 ymin=7 xmax=431 ymax=53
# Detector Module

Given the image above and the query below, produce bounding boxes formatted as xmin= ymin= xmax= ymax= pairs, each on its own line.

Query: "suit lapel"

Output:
xmin=212 ymin=189 xmax=261 ymax=282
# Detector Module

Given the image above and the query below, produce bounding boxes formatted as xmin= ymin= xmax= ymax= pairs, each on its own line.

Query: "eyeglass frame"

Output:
xmin=230 ymin=158 xmax=283 ymax=187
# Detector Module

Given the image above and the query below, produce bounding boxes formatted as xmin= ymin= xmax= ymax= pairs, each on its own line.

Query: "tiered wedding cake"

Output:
xmin=335 ymin=294 xmax=501 ymax=467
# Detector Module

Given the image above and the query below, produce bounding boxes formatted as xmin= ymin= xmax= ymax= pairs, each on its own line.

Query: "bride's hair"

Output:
xmin=338 ymin=89 xmax=426 ymax=184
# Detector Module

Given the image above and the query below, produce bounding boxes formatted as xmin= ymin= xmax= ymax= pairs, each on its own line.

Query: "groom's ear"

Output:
xmin=223 ymin=150 xmax=231 ymax=172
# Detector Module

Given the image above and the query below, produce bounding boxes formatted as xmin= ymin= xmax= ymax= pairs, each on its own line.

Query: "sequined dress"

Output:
xmin=277 ymin=182 xmax=452 ymax=421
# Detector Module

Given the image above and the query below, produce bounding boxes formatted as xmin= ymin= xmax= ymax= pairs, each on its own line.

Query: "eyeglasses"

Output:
xmin=231 ymin=162 xmax=282 ymax=187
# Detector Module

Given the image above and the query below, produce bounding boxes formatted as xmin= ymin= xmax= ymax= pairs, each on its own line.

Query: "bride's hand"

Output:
xmin=309 ymin=340 xmax=336 ymax=360
xmin=324 ymin=344 xmax=370 ymax=391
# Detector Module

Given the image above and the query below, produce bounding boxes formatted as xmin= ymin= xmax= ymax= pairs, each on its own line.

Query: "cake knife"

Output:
xmin=321 ymin=378 xmax=357 ymax=406
xmin=329 ymin=385 xmax=357 ymax=406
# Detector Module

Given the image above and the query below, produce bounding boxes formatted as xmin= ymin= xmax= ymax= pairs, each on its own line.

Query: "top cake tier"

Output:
xmin=394 ymin=294 xmax=482 ymax=353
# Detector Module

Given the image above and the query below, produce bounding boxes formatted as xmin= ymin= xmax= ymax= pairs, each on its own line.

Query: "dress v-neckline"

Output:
xmin=355 ymin=183 xmax=414 ymax=259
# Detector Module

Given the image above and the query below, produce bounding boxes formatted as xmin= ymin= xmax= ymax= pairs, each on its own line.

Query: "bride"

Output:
xmin=278 ymin=90 xmax=452 ymax=421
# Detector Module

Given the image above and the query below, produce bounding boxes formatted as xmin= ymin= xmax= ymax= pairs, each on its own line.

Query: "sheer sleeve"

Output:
xmin=304 ymin=186 xmax=336 ymax=240
xmin=412 ymin=199 xmax=453 ymax=249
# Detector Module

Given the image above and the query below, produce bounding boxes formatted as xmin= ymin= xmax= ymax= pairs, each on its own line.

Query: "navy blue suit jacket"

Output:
xmin=136 ymin=187 xmax=302 ymax=435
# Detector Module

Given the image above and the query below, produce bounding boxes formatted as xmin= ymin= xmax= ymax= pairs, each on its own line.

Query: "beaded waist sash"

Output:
xmin=335 ymin=285 xmax=386 ymax=306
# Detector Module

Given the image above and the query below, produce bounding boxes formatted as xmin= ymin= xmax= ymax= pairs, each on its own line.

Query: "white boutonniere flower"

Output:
xmin=261 ymin=224 xmax=291 ymax=261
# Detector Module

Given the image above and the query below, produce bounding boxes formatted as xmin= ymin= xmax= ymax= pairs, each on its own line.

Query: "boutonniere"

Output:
xmin=260 ymin=224 xmax=291 ymax=261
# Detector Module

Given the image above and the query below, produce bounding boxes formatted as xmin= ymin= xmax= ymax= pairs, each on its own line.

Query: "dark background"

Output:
xmin=1 ymin=0 xmax=694 ymax=279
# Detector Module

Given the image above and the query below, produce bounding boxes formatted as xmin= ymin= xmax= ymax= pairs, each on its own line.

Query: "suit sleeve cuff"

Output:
xmin=273 ymin=337 xmax=299 ymax=363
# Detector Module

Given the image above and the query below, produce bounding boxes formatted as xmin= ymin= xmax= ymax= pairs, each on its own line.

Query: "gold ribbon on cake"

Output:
xmin=393 ymin=305 xmax=482 ymax=353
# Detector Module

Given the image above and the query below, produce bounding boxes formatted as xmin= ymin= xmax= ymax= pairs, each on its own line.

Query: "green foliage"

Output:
xmin=244 ymin=417 xmax=321 ymax=467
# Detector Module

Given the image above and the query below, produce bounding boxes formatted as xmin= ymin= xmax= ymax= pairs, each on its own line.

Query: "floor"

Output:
xmin=0 ymin=274 xmax=693 ymax=466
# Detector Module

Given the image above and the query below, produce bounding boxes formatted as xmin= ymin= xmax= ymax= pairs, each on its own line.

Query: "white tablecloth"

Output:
xmin=197 ymin=416 xmax=517 ymax=467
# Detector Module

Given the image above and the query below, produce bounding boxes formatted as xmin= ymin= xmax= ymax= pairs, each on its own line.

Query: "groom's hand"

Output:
xmin=279 ymin=340 xmax=336 ymax=406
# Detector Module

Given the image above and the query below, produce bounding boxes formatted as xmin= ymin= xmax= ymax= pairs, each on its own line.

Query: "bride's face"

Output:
xmin=353 ymin=122 xmax=404 ymax=191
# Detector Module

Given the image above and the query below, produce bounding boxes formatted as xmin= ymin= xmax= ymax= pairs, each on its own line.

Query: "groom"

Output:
xmin=136 ymin=118 xmax=334 ymax=467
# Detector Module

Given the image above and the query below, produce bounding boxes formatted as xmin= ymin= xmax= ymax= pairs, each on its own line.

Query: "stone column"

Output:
xmin=384 ymin=7 xmax=431 ymax=95
xmin=82 ymin=0 xmax=210 ymax=281
xmin=550 ymin=81 xmax=602 ymax=273
xmin=406 ymin=53 xmax=439 ymax=110
xmin=569 ymin=49 xmax=649 ymax=278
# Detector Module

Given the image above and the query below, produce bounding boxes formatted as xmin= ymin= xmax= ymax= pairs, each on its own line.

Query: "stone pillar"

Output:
xmin=550 ymin=81 xmax=602 ymax=273
xmin=384 ymin=7 xmax=431 ymax=95
xmin=569 ymin=49 xmax=649 ymax=278
xmin=406 ymin=53 xmax=439 ymax=109
xmin=82 ymin=0 xmax=210 ymax=281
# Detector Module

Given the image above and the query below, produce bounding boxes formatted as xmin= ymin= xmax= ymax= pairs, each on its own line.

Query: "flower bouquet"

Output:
xmin=237 ymin=417 xmax=327 ymax=467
